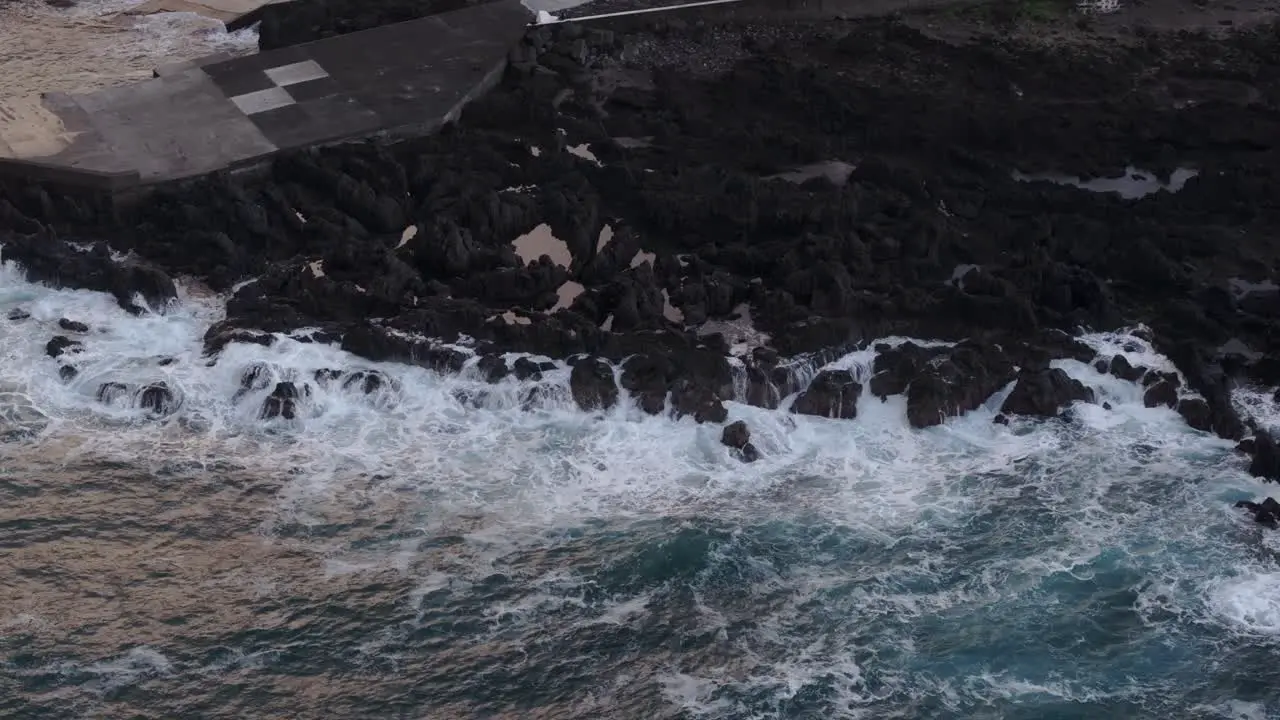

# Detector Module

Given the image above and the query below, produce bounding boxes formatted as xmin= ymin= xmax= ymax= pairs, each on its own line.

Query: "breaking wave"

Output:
xmin=1 ymin=259 xmax=1278 ymax=719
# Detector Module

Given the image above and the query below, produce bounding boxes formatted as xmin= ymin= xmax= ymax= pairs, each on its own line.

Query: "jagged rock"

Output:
xmin=906 ymin=343 xmax=1015 ymax=428
xmin=1001 ymin=368 xmax=1094 ymax=417
xmin=569 ymin=357 xmax=617 ymax=411
xmin=1 ymin=17 xmax=1278 ymax=450
xmin=670 ymin=378 xmax=727 ymax=424
xmin=791 ymin=370 xmax=860 ymax=419
xmin=720 ymin=420 xmax=759 ymax=463
xmin=342 ymin=370 xmax=389 ymax=394
xmin=1249 ymin=431 xmax=1280 ymax=482
xmin=513 ymin=357 xmax=556 ymax=381
xmin=476 ymin=354 xmax=509 ymax=383
xmin=58 ymin=365 xmax=77 ymax=382
xmin=314 ymin=368 xmax=344 ymax=385
xmin=240 ymin=363 xmax=272 ymax=392
xmin=620 ymin=353 xmax=673 ymax=415
xmin=1108 ymin=355 xmax=1146 ymax=382
xmin=137 ymin=383 xmax=178 ymax=416
xmin=1141 ymin=370 xmax=1179 ymax=388
xmin=46 ymin=336 xmax=82 ymax=359
xmin=261 ymin=381 xmax=308 ymax=419
xmin=1142 ymin=379 xmax=1178 ymax=409
xmin=1235 ymin=497 xmax=1280 ymax=527
xmin=1 ymin=235 xmax=176 ymax=313
xmin=58 ymin=318 xmax=88 ymax=333
xmin=869 ymin=343 xmax=947 ymax=399
xmin=96 ymin=382 xmax=130 ymax=404
xmin=1175 ymin=398 xmax=1213 ymax=433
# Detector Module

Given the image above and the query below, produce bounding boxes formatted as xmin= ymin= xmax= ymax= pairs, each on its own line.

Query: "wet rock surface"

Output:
xmin=2 ymin=15 xmax=1279 ymax=439
xmin=720 ymin=419 xmax=760 ymax=463
xmin=1001 ymin=368 xmax=1094 ymax=418
xmin=791 ymin=370 xmax=860 ymax=420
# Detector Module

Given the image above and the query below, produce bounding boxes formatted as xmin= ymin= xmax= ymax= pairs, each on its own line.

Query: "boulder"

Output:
xmin=476 ymin=354 xmax=510 ymax=383
xmin=905 ymin=343 xmax=1015 ymax=428
xmin=58 ymin=318 xmax=88 ymax=333
xmin=720 ymin=420 xmax=760 ymax=463
xmin=620 ymin=353 xmax=673 ymax=415
xmin=1175 ymin=398 xmax=1213 ymax=433
xmin=261 ymin=381 xmax=308 ymax=419
xmin=342 ymin=370 xmax=390 ymax=394
xmin=137 ymin=383 xmax=178 ymax=416
xmin=791 ymin=370 xmax=860 ymax=419
xmin=670 ymin=378 xmax=727 ymax=424
xmin=1108 ymin=355 xmax=1146 ymax=382
xmin=96 ymin=382 xmax=130 ymax=404
xmin=513 ymin=356 xmax=556 ymax=381
xmin=1249 ymin=431 xmax=1280 ymax=482
xmin=1235 ymin=497 xmax=1280 ymax=527
xmin=46 ymin=336 xmax=82 ymax=359
xmin=1000 ymin=368 xmax=1094 ymax=417
xmin=1142 ymin=379 xmax=1178 ymax=409
xmin=570 ymin=357 xmax=617 ymax=411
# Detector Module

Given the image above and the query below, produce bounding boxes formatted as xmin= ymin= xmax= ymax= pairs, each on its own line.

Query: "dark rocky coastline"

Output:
xmin=2 ymin=12 xmax=1279 ymax=478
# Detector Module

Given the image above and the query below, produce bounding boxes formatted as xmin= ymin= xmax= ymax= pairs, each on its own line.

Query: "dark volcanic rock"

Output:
xmin=1000 ymin=368 xmax=1094 ymax=418
xmin=137 ymin=383 xmax=178 ymax=416
xmin=3 ymin=235 xmax=176 ymax=313
xmin=476 ymin=354 xmax=510 ymax=383
xmin=96 ymin=382 xmax=130 ymax=404
xmin=1250 ymin=431 xmax=1280 ymax=483
xmin=906 ymin=343 xmax=1015 ymax=428
xmin=239 ymin=363 xmax=271 ymax=393
xmin=1143 ymin=379 xmax=1179 ymax=409
xmin=720 ymin=420 xmax=760 ymax=463
xmin=620 ymin=353 xmax=673 ymax=415
xmin=1108 ymin=355 xmax=1146 ymax=383
xmin=58 ymin=365 xmax=77 ymax=382
xmin=5 ymin=16 xmax=1280 ymax=445
xmin=46 ymin=336 xmax=82 ymax=359
xmin=261 ymin=381 xmax=308 ymax=420
xmin=869 ymin=343 xmax=948 ymax=399
xmin=670 ymin=378 xmax=727 ymax=424
xmin=58 ymin=318 xmax=88 ymax=333
xmin=1236 ymin=497 xmax=1280 ymax=527
xmin=570 ymin=357 xmax=617 ymax=411
xmin=342 ymin=370 xmax=391 ymax=395
xmin=791 ymin=370 xmax=860 ymax=419
xmin=513 ymin=356 xmax=555 ymax=381
xmin=1175 ymin=398 xmax=1214 ymax=433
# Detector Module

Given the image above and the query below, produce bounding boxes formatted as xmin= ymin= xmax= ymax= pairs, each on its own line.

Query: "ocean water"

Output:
xmin=0 ymin=0 xmax=258 ymax=99
xmin=1 ymin=257 xmax=1279 ymax=719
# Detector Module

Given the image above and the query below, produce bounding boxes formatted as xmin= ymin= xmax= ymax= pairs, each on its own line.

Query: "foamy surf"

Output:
xmin=2 ymin=260 xmax=1279 ymax=719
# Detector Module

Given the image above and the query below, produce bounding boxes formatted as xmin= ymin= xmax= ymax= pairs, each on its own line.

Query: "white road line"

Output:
xmin=534 ymin=0 xmax=746 ymax=24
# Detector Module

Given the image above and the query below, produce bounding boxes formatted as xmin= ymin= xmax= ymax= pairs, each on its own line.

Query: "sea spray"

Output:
xmin=1 ymin=261 xmax=1279 ymax=719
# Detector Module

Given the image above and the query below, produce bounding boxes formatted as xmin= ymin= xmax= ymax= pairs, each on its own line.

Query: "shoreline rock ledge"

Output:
xmin=1 ymin=8 xmax=1278 ymax=478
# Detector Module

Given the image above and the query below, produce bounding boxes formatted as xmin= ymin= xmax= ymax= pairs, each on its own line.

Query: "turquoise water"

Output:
xmin=1 ymin=261 xmax=1279 ymax=719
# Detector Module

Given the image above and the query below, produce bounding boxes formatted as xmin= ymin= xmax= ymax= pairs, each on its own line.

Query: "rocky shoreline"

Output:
xmin=2 ymin=8 xmax=1279 ymax=485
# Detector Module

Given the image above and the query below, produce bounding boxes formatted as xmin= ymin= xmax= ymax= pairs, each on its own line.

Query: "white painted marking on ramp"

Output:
xmin=533 ymin=0 xmax=745 ymax=24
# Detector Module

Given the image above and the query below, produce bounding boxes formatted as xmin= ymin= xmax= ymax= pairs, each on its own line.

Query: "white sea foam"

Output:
xmin=2 ymin=258 xmax=1278 ymax=717
xmin=1207 ymin=570 xmax=1280 ymax=636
